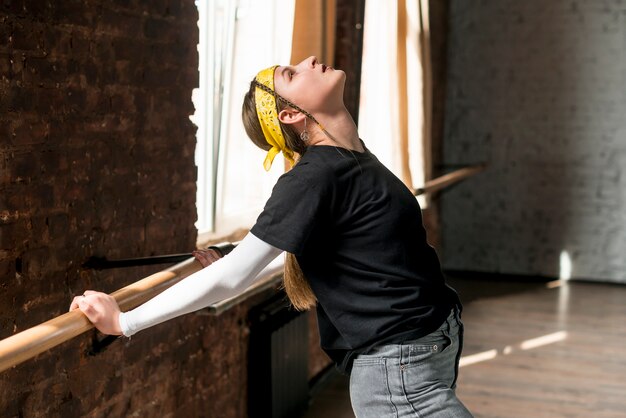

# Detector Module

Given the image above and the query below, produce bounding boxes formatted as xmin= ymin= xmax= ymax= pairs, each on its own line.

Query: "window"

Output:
xmin=192 ymin=0 xmax=296 ymax=238
xmin=193 ymin=0 xmax=432 ymax=240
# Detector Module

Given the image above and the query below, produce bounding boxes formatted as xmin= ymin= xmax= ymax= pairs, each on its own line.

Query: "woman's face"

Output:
xmin=273 ymin=56 xmax=346 ymax=115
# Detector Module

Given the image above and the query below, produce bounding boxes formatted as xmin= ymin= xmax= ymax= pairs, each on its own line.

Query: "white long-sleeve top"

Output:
xmin=118 ymin=232 xmax=283 ymax=337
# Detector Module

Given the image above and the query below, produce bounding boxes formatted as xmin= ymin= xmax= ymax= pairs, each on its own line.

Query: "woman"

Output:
xmin=70 ymin=56 xmax=472 ymax=417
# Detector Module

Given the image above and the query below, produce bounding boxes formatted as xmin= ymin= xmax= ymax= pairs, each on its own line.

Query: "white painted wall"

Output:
xmin=441 ymin=0 xmax=626 ymax=283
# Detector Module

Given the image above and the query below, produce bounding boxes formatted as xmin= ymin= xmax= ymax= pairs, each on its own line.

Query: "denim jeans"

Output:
xmin=349 ymin=308 xmax=473 ymax=417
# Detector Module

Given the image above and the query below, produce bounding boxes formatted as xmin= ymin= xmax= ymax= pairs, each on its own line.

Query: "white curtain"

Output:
xmin=358 ymin=0 xmax=431 ymax=203
xmin=194 ymin=0 xmax=296 ymax=236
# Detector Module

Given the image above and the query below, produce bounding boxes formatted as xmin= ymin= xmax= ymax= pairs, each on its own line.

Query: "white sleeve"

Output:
xmin=118 ymin=232 xmax=283 ymax=337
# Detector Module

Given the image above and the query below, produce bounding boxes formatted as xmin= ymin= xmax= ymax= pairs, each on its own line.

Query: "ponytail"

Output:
xmin=283 ymin=253 xmax=317 ymax=310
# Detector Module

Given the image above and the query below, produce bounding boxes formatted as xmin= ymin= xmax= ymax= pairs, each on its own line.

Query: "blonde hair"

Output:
xmin=242 ymin=80 xmax=317 ymax=310
xmin=284 ymin=253 xmax=317 ymax=310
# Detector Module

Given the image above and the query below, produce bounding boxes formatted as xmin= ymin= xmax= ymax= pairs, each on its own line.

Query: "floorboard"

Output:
xmin=302 ymin=276 xmax=626 ymax=418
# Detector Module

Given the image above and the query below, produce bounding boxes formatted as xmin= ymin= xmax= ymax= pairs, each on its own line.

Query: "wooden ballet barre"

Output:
xmin=0 ymin=257 xmax=202 ymax=374
xmin=0 ymin=253 xmax=285 ymax=374
xmin=414 ymin=164 xmax=486 ymax=196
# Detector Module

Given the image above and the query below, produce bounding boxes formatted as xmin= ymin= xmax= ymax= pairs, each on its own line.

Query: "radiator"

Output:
xmin=248 ymin=294 xmax=309 ymax=418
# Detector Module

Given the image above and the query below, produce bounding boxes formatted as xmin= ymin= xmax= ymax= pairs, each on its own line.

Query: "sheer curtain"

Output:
xmin=194 ymin=0 xmax=296 ymax=237
xmin=358 ymin=0 xmax=432 ymax=205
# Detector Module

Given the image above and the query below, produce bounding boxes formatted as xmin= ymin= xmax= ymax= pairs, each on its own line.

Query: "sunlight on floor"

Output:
xmin=519 ymin=330 xmax=567 ymax=350
xmin=546 ymin=250 xmax=574 ymax=289
xmin=459 ymin=331 xmax=568 ymax=368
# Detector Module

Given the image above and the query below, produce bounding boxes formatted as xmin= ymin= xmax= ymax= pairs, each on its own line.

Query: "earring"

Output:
xmin=300 ymin=118 xmax=309 ymax=142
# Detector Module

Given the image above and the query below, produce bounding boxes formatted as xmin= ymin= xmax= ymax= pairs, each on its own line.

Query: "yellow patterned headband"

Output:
xmin=254 ymin=65 xmax=295 ymax=171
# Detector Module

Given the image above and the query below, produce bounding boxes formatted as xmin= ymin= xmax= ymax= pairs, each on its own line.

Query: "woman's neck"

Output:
xmin=308 ymin=108 xmax=363 ymax=152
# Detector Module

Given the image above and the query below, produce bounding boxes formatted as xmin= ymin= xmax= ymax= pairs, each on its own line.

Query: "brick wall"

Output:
xmin=441 ymin=1 xmax=626 ymax=282
xmin=0 ymin=2 xmax=336 ymax=416
xmin=0 ymin=1 xmax=255 ymax=416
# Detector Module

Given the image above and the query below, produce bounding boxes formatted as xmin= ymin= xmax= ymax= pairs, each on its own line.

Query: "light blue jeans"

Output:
xmin=349 ymin=308 xmax=473 ymax=417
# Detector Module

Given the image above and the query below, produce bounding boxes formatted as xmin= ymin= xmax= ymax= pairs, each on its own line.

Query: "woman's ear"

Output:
xmin=278 ymin=108 xmax=306 ymax=126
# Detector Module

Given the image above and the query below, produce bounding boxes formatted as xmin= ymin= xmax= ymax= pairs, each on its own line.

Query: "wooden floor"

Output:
xmin=302 ymin=276 xmax=626 ymax=418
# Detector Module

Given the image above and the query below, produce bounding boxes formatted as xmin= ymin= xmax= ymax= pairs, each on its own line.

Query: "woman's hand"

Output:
xmin=192 ymin=248 xmax=223 ymax=268
xmin=69 ymin=290 xmax=123 ymax=336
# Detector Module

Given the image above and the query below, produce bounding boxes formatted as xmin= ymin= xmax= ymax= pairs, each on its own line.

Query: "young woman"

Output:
xmin=70 ymin=56 xmax=472 ymax=417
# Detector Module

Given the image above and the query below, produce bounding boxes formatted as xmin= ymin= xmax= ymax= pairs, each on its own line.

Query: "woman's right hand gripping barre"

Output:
xmin=68 ymin=233 xmax=282 ymax=337
xmin=68 ymin=248 xmax=224 ymax=336
xmin=69 ymin=291 xmax=124 ymax=335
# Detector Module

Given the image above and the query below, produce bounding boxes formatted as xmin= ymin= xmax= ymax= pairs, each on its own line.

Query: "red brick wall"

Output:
xmin=0 ymin=1 xmax=257 ymax=416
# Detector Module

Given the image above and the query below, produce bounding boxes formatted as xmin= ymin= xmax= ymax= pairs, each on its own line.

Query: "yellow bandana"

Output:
xmin=255 ymin=65 xmax=295 ymax=171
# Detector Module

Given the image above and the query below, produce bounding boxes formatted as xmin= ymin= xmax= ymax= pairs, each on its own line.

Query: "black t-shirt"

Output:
xmin=250 ymin=143 xmax=460 ymax=372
